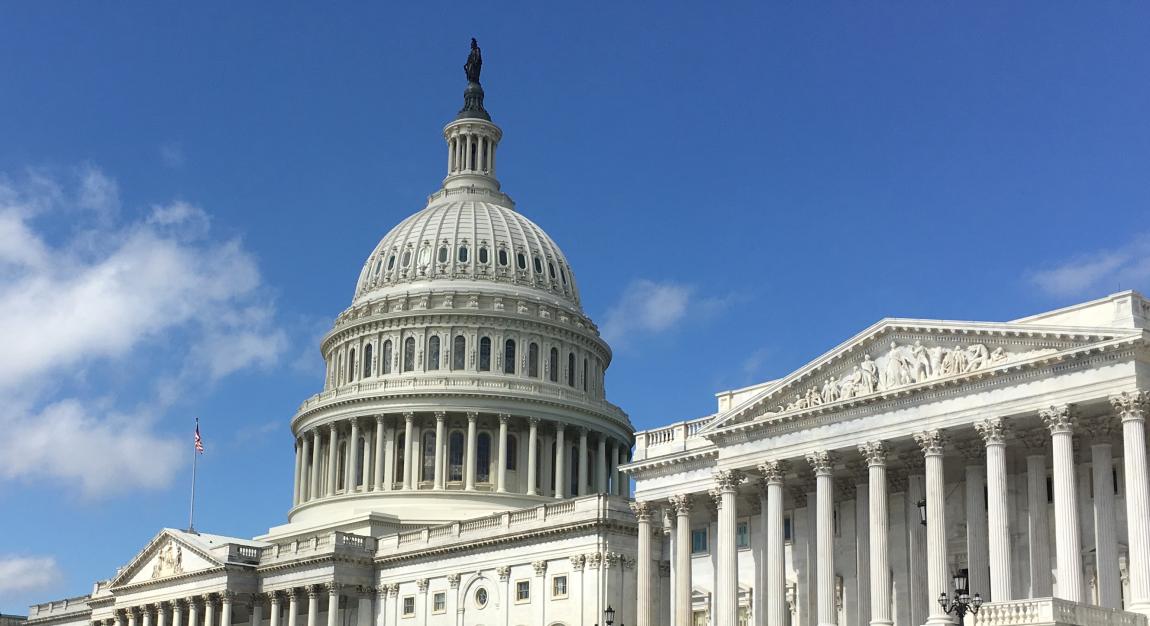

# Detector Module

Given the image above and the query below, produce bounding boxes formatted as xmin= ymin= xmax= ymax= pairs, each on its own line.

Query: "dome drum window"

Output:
xmin=515 ymin=251 xmax=527 ymax=271
xmin=458 ymin=245 xmax=470 ymax=263
xmin=437 ymin=245 xmax=449 ymax=264
xmin=478 ymin=245 xmax=489 ymax=264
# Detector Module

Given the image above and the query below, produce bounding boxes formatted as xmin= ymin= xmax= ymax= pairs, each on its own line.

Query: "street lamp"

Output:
xmin=595 ymin=606 xmax=620 ymax=626
xmin=917 ymin=499 xmax=927 ymax=526
xmin=939 ymin=569 xmax=982 ymax=626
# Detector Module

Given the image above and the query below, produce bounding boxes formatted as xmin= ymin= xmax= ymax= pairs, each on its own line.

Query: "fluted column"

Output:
xmin=269 ymin=594 xmax=281 ymax=626
xmin=526 ymin=418 xmax=539 ymax=495
xmin=714 ymin=470 xmax=745 ymax=626
xmin=157 ymin=604 xmax=169 ymax=626
xmin=807 ymin=450 xmax=836 ymax=626
xmin=373 ymin=416 xmax=385 ymax=491
xmin=128 ymin=608 xmax=138 ymax=626
xmin=250 ymin=597 xmax=262 ymax=626
xmin=434 ymin=412 xmax=447 ymax=490
xmin=325 ymin=585 xmax=337 ymax=626
xmin=915 ymin=430 xmax=951 ymax=626
xmin=299 ymin=434 xmax=313 ymax=502
xmin=577 ymin=428 xmax=589 ymax=496
xmin=597 ymin=435 xmax=608 ymax=493
xmin=1023 ymin=431 xmax=1053 ymax=598
xmin=609 ymin=440 xmax=620 ymax=495
xmin=960 ymin=440 xmax=989 ymax=601
xmin=203 ymin=597 xmax=215 ymax=626
xmin=305 ymin=587 xmax=318 ymax=626
xmin=309 ymin=430 xmax=322 ymax=499
xmin=670 ymin=494 xmax=693 ymax=626
xmin=292 ymin=439 xmax=303 ymax=505
xmin=758 ymin=461 xmax=787 ymax=626
xmin=325 ymin=424 xmax=338 ymax=496
xmin=220 ymin=593 xmax=232 ymax=626
xmin=1113 ymin=392 xmax=1150 ymax=616
xmin=616 ymin=444 xmax=627 ymax=496
xmin=465 ymin=411 xmax=478 ymax=490
xmin=1041 ymin=405 xmax=1084 ymax=602
xmin=348 ymin=419 xmax=360 ymax=491
xmin=860 ymin=442 xmax=892 ymax=626
xmin=976 ymin=418 xmax=1013 ymax=601
xmin=171 ymin=601 xmax=182 ymax=626
xmin=402 ymin=412 xmax=415 ymax=490
xmin=142 ymin=605 xmax=153 ymax=626
xmin=383 ymin=420 xmax=396 ymax=490
xmin=187 ymin=599 xmax=198 ymax=626
xmin=554 ymin=425 xmax=567 ymax=499
xmin=361 ymin=429 xmax=372 ymax=491
xmin=632 ymin=501 xmax=655 ymax=626
xmin=288 ymin=591 xmax=300 ymax=626
xmin=497 ymin=414 xmax=509 ymax=493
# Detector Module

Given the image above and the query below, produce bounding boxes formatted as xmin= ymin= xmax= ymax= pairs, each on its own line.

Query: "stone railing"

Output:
xmin=632 ymin=415 xmax=715 ymax=461
xmin=978 ymin=598 xmax=1147 ymax=626
xmin=257 ymin=531 xmax=376 ymax=565
xmin=27 ymin=596 xmax=90 ymax=620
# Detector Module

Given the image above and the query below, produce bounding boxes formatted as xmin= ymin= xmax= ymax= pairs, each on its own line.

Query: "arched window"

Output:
xmin=337 ymin=441 xmax=347 ymax=490
xmin=437 ymin=245 xmax=449 ymax=264
xmin=506 ymin=435 xmax=518 ymax=470
xmin=355 ymin=436 xmax=366 ymax=488
xmin=583 ymin=358 xmax=589 ymax=392
xmin=335 ymin=352 xmax=343 ymax=385
xmin=449 ymin=432 xmax=465 ymax=482
xmin=549 ymin=348 xmax=559 ymax=382
xmin=396 ymin=433 xmax=406 ymax=485
xmin=422 ymin=431 xmax=436 ymax=483
xmin=401 ymin=250 xmax=412 ymax=267
xmin=548 ymin=261 xmax=556 ymax=279
xmin=363 ymin=344 xmax=373 ymax=378
xmin=386 ymin=254 xmax=396 ymax=271
xmin=497 ymin=248 xmax=508 ymax=266
xmin=477 ymin=433 xmax=492 ymax=482
xmin=428 ymin=336 xmax=441 ymax=371
xmin=478 ymin=246 xmax=489 ymax=264
xmin=549 ymin=441 xmax=557 ymax=492
xmin=403 ymin=337 xmax=415 ymax=372
xmin=569 ymin=446 xmax=579 ymax=495
xmin=533 ymin=256 xmax=543 ymax=275
xmin=516 ymin=252 xmax=527 ymax=270
xmin=567 ymin=352 xmax=576 ymax=387
xmin=381 ymin=340 xmax=393 ymax=374
xmin=528 ymin=343 xmax=540 ymax=378
xmin=504 ymin=339 xmax=516 ymax=374
xmin=479 ymin=337 xmax=492 ymax=371
xmin=458 ymin=245 xmax=469 ymax=263
xmin=348 ymin=348 xmax=356 ymax=381
xmin=453 ymin=335 xmax=466 ymax=370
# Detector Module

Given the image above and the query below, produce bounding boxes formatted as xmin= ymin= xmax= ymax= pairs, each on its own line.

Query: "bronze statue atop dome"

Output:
xmin=464 ymin=38 xmax=482 ymax=84
xmin=456 ymin=38 xmax=490 ymax=121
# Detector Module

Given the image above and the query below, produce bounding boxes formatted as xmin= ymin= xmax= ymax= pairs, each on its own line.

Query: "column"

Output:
xmin=906 ymin=458 xmax=928 ymax=626
xmin=116 ymin=611 xmax=126 ymax=626
xmin=434 ymin=412 xmax=447 ymax=490
xmin=578 ymin=428 xmax=589 ymax=496
xmin=383 ymin=420 xmax=396 ymax=490
xmin=609 ymin=440 xmax=620 ymax=495
xmin=293 ymin=439 xmax=303 ymax=505
xmin=757 ymin=461 xmax=787 ymax=626
xmin=554 ymin=425 xmax=567 ymax=498
xmin=497 ymin=414 xmax=509 ymax=493
xmin=288 ymin=591 xmax=299 ymax=626
xmin=960 ymin=441 xmax=990 ymax=601
xmin=670 ymin=495 xmax=693 ymax=626
xmin=203 ymin=597 xmax=215 ymax=626
xmin=325 ymin=424 xmax=338 ymax=497
xmin=807 ymin=451 xmax=836 ymax=626
xmin=1090 ymin=426 xmax=1121 ymax=608
xmin=269 ymin=594 xmax=281 ymax=626
xmin=1023 ymin=432 xmax=1053 ymax=597
xmin=632 ymin=502 xmax=655 ymax=626
xmin=617 ymin=444 xmax=628 ymax=496
xmin=976 ymin=418 xmax=1013 ymax=601
xmin=602 ymin=434 xmax=611 ymax=494
xmin=142 ymin=606 xmax=153 ymax=626
xmin=325 ymin=585 xmax=338 ymax=626
xmin=465 ymin=411 xmax=478 ymax=490
xmin=171 ymin=602 xmax=182 ymax=626
xmin=348 ymin=419 xmax=360 ymax=492
xmin=854 ymin=466 xmax=871 ymax=626
xmin=250 ymin=597 xmax=262 ymax=626
xmin=401 ymin=412 xmax=414 ymax=490
xmin=714 ymin=470 xmax=745 ymax=626
xmin=914 ymin=430 xmax=951 ymax=626
xmin=1112 ymin=392 xmax=1150 ymax=615
xmin=220 ymin=593 xmax=232 ymax=626
xmin=157 ymin=605 xmax=168 ymax=626
xmin=860 ymin=442 xmax=892 ymax=626
xmin=361 ymin=428 xmax=372 ymax=492
xmin=310 ymin=431 xmax=322 ymax=499
xmin=300 ymin=434 xmax=313 ymax=502
xmin=188 ymin=599 xmax=199 ymax=626
xmin=1041 ymin=406 xmax=1084 ymax=602
xmin=373 ymin=416 xmax=386 ymax=491
xmin=527 ymin=418 xmax=539 ymax=496
xmin=128 ymin=608 xmax=138 ymax=626
xmin=306 ymin=587 xmax=318 ymax=626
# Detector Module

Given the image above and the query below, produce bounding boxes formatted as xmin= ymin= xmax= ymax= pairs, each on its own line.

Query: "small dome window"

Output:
xmin=437 ymin=246 xmax=449 ymax=264
xmin=387 ymin=254 xmax=396 ymax=271
xmin=548 ymin=261 xmax=556 ymax=279
xmin=516 ymin=252 xmax=527 ymax=270
xmin=478 ymin=246 xmax=489 ymax=264
xmin=533 ymin=256 xmax=543 ymax=275
xmin=400 ymin=251 xmax=412 ymax=267
xmin=560 ymin=266 xmax=568 ymax=285
xmin=418 ymin=246 xmax=432 ymax=267
xmin=497 ymin=248 xmax=509 ymax=266
xmin=458 ymin=245 xmax=470 ymax=263
xmin=373 ymin=259 xmax=382 ymax=276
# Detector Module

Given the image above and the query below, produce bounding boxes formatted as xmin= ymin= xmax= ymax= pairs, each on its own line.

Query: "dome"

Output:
xmin=352 ymin=197 xmax=582 ymax=311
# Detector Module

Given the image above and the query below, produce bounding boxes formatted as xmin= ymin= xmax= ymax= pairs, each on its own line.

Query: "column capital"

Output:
xmin=569 ymin=554 xmax=587 ymax=570
xmin=466 ymin=411 xmax=478 ymax=421
xmin=403 ymin=411 xmax=415 ymax=423
xmin=1111 ymin=391 xmax=1149 ymax=423
xmin=713 ymin=469 xmax=745 ymax=492
xmin=220 ymin=591 xmax=235 ymax=603
xmin=976 ymin=417 xmax=1008 ymax=445
xmin=528 ymin=416 xmax=540 ymax=427
xmin=532 ymin=560 xmax=548 ymax=576
xmin=758 ymin=459 xmax=787 ymax=484
xmin=1040 ymin=404 xmax=1076 ymax=435
xmin=496 ymin=566 xmax=512 ymax=581
xmin=498 ymin=413 xmax=510 ymax=424
xmin=306 ymin=586 xmax=320 ymax=599
xmin=434 ymin=411 xmax=446 ymax=422
xmin=914 ymin=429 xmax=946 ymax=456
xmin=375 ymin=414 xmax=385 ymax=425
xmin=805 ymin=450 xmax=835 ymax=475
xmin=265 ymin=591 xmax=281 ymax=605
xmin=415 ymin=579 xmax=429 ymax=593
xmin=668 ymin=493 xmax=693 ymax=516
xmin=630 ymin=500 xmax=655 ymax=521
xmin=326 ymin=422 xmax=338 ymax=434
xmin=446 ymin=573 xmax=461 ymax=588
xmin=858 ymin=440 xmax=887 ymax=467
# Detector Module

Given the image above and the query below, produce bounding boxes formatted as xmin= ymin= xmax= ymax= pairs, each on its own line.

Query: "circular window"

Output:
xmin=475 ymin=588 xmax=488 ymax=608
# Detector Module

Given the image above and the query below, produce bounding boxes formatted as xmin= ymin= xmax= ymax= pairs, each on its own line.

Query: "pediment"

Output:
xmin=110 ymin=529 xmax=222 ymax=588
xmin=699 ymin=318 xmax=1142 ymax=435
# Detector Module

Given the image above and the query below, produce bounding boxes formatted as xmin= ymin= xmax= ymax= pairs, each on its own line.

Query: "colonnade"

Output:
xmin=97 ymin=585 xmax=368 ymax=626
xmin=292 ymin=412 xmax=631 ymax=506
xmin=631 ymin=392 xmax=1150 ymax=626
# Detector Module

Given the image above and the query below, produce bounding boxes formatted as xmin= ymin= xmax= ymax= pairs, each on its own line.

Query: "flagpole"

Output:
xmin=188 ymin=418 xmax=199 ymax=534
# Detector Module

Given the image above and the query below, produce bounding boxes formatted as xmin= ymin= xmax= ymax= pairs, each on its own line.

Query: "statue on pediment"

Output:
xmin=821 ymin=376 xmax=839 ymax=403
xmin=910 ymin=340 xmax=932 ymax=381
xmin=965 ymin=343 xmax=990 ymax=372
xmin=859 ymin=354 xmax=879 ymax=393
xmin=150 ymin=543 xmax=183 ymax=579
xmin=940 ymin=344 xmax=969 ymax=376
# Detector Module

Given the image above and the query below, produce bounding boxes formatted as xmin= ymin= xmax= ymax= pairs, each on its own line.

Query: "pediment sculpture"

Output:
xmin=150 ymin=542 xmax=184 ymax=579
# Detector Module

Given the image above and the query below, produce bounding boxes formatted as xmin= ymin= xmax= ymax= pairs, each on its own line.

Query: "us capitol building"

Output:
xmin=23 ymin=42 xmax=1150 ymax=626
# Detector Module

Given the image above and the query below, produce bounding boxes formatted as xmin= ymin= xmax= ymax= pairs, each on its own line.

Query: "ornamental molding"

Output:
xmin=696 ymin=321 xmax=1141 ymax=438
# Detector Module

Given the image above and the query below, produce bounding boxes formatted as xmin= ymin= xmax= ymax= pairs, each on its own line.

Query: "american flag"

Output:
xmin=194 ymin=419 xmax=205 ymax=454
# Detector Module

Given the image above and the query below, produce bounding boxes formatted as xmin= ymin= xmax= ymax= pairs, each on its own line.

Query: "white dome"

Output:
xmin=353 ymin=197 xmax=582 ymax=310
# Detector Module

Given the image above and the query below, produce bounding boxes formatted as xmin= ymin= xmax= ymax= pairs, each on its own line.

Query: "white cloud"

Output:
xmin=0 ymin=166 xmax=286 ymax=498
xmin=1029 ymin=235 xmax=1150 ymax=298
xmin=602 ymin=279 xmax=735 ymax=346
xmin=0 ymin=555 xmax=62 ymax=596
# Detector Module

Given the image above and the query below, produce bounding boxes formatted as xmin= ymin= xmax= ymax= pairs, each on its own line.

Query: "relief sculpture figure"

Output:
xmin=965 ymin=343 xmax=990 ymax=372
xmin=910 ymin=340 xmax=932 ymax=381
xmin=859 ymin=355 xmax=879 ymax=393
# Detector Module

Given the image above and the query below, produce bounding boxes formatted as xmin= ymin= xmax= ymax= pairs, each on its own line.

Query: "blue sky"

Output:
xmin=2 ymin=2 xmax=1149 ymax=610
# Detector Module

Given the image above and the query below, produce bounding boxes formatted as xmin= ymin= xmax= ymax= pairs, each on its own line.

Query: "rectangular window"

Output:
xmin=402 ymin=596 xmax=415 ymax=617
xmin=736 ymin=520 xmax=750 ymax=549
xmin=432 ymin=592 xmax=445 ymax=614
xmin=784 ymin=514 xmax=793 ymax=542
xmin=516 ymin=580 xmax=530 ymax=602
xmin=691 ymin=527 xmax=709 ymax=554
xmin=552 ymin=575 xmax=568 ymax=598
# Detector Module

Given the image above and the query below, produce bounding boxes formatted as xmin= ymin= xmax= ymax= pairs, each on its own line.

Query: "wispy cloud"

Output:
xmin=159 ymin=142 xmax=185 ymax=169
xmin=0 ymin=166 xmax=286 ymax=498
xmin=601 ymin=279 xmax=735 ymax=346
xmin=1028 ymin=234 xmax=1150 ymax=298
xmin=0 ymin=555 xmax=62 ymax=596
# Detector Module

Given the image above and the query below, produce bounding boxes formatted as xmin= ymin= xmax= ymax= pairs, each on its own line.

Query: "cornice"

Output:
xmin=622 ymin=447 xmax=719 ymax=479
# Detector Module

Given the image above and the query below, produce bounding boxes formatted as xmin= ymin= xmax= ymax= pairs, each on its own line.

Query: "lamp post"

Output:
xmin=917 ymin=499 xmax=927 ymax=525
xmin=939 ymin=570 xmax=982 ymax=626
xmin=594 ymin=606 xmax=618 ymax=626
